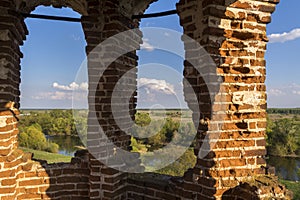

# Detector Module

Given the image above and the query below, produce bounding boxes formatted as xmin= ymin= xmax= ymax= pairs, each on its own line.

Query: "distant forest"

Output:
xmin=267 ymin=108 xmax=300 ymax=115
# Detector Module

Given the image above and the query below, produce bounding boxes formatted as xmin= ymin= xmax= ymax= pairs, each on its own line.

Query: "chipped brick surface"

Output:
xmin=0 ymin=0 xmax=292 ymax=199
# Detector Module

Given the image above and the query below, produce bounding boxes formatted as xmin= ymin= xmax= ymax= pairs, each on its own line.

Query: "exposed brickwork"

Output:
xmin=0 ymin=0 xmax=292 ymax=199
xmin=0 ymin=108 xmax=90 ymax=200
xmin=126 ymin=172 xmax=291 ymax=200
xmin=176 ymin=0 xmax=289 ymax=199
xmin=0 ymin=0 xmax=27 ymax=109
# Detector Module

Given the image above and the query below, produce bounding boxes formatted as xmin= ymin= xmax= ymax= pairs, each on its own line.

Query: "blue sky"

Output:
xmin=20 ymin=0 xmax=300 ymax=109
xmin=265 ymin=0 xmax=300 ymax=107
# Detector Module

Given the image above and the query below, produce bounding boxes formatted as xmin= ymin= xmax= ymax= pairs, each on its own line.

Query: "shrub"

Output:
xmin=18 ymin=124 xmax=59 ymax=153
xmin=267 ymin=118 xmax=300 ymax=156
xmin=45 ymin=142 xmax=59 ymax=153
xmin=18 ymin=132 xmax=29 ymax=147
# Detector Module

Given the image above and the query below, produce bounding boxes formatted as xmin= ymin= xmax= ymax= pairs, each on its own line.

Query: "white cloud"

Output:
xmin=53 ymin=82 xmax=88 ymax=91
xmin=268 ymin=84 xmax=300 ymax=97
xmin=136 ymin=78 xmax=188 ymax=108
xmin=32 ymin=91 xmax=87 ymax=101
xmin=292 ymin=91 xmax=300 ymax=95
xmin=140 ymin=38 xmax=155 ymax=51
xmin=138 ymin=78 xmax=176 ymax=95
xmin=32 ymin=91 xmax=72 ymax=100
xmin=291 ymin=83 xmax=300 ymax=96
xmin=262 ymin=84 xmax=300 ymax=107
xmin=288 ymin=83 xmax=300 ymax=89
xmin=268 ymin=28 xmax=300 ymax=43
xmin=164 ymin=32 xmax=170 ymax=37
xmin=31 ymin=81 xmax=88 ymax=102
xmin=268 ymin=88 xmax=285 ymax=96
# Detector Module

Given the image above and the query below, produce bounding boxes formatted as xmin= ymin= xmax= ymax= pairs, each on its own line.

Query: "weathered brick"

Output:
xmin=1 ymin=178 xmax=16 ymax=186
xmin=0 ymin=1 xmax=290 ymax=200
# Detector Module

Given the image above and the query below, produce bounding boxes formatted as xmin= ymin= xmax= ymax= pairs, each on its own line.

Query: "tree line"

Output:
xmin=17 ymin=109 xmax=300 ymax=176
xmin=267 ymin=108 xmax=300 ymax=115
xmin=19 ymin=110 xmax=87 ymax=136
xmin=130 ymin=112 xmax=197 ymax=176
xmin=18 ymin=110 xmax=87 ymax=153
xmin=267 ymin=117 xmax=300 ymax=157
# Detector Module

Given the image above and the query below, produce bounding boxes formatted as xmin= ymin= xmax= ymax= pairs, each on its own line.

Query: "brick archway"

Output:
xmin=16 ymin=0 xmax=88 ymax=16
xmin=0 ymin=0 xmax=293 ymax=199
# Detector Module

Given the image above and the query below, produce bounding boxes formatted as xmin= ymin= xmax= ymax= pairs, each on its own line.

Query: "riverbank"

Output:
xmin=268 ymin=154 xmax=300 ymax=158
xmin=17 ymin=148 xmax=300 ymax=199
xmin=280 ymin=180 xmax=300 ymax=199
xmin=267 ymin=155 xmax=300 ymax=181
xmin=20 ymin=147 xmax=72 ymax=163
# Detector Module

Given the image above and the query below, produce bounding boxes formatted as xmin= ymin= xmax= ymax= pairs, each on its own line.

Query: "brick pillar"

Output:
xmin=178 ymin=0 xmax=287 ymax=199
xmin=0 ymin=107 xmax=19 ymax=159
xmin=0 ymin=2 xmax=28 ymax=199
xmin=84 ymin=1 xmax=140 ymax=199
xmin=0 ymin=107 xmax=21 ymax=199
xmin=0 ymin=0 xmax=27 ymax=108
xmin=0 ymin=2 xmax=27 ymax=197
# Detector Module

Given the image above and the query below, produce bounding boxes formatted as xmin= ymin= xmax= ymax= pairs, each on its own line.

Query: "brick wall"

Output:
xmin=177 ymin=0 xmax=290 ymax=198
xmin=126 ymin=171 xmax=290 ymax=200
xmin=0 ymin=0 xmax=293 ymax=199
xmin=0 ymin=108 xmax=90 ymax=200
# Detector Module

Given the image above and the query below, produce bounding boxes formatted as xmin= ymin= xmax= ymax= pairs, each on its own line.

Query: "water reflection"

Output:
xmin=46 ymin=135 xmax=83 ymax=156
xmin=267 ymin=156 xmax=300 ymax=181
xmin=46 ymin=135 xmax=300 ymax=180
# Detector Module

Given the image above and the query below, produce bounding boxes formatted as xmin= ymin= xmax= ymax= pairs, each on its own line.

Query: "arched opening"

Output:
xmin=265 ymin=0 xmax=300 ymax=188
xmin=19 ymin=6 xmax=88 ymax=162
xmin=266 ymin=1 xmax=300 ymax=108
xmin=131 ymin=0 xmax=197 ymax=176
xmin=0 ymin=0 xmax=294 ymax=199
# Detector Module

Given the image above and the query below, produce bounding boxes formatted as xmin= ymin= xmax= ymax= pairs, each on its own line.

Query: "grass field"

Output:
xmin=20 ymin=147 xmax=72 ymax=163
xmin=268 ymin=113 xmax=299 ymax=120
xmin=280 ymin=180 xmax=300 ymax=199
xmin=138 ymin=109 xmax=193 ymax=123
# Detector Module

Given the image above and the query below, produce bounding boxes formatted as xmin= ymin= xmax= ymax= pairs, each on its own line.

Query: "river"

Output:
xmin=47 ymin=136 xmax=300 ymax=181
xmin=267 ymin=156 xmax=300 ymax=181
xmin=47 ymin=135 xmax=84 ymax=156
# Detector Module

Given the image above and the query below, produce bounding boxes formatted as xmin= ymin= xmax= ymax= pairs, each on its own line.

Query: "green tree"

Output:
xmin=37 ymin=113 xmax=52 ymax=135
xmin=18 ymin=132 xmax=29 ymax=147
xmin=267 ymin=118 xmax=300 ymax=156
xmin=18 ymin=124 xmax=59 ymax=153
xmin=155 ymin=148 xmax=196 ymax=176
xmin=161 ymin=118 xmax=179 ymax=143
xmin=135 ymin=112 xmax=151 ymax=127
xmin=19 ymin=109 xmax=86 ymax=136
xmin=26 ymin=124 xmax=47 ymax=150
xmin=131 ymin=137 xmax=148 ymax=152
